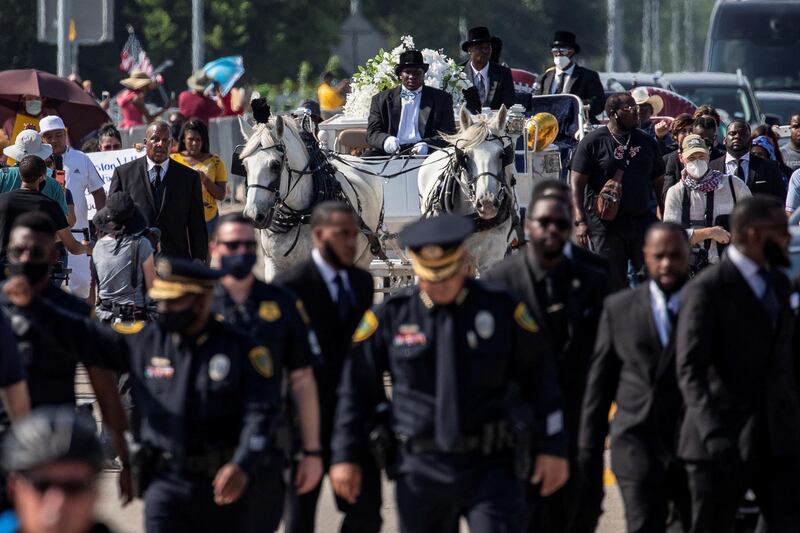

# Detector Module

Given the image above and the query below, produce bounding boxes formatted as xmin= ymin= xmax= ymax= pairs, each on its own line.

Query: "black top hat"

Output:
xmin=462 ymin=26 xmax=493 ymax=52
xmin=93 ymin=191 xmax=148 ymax=237
xmin=394 ymin=50 xmax=429 ymax=76
xmin=550 ymin=31 xmax=580 ymax=54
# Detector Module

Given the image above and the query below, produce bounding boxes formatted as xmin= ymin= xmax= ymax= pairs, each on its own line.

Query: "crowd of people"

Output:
xmin=1 ymin=22 xmax=800 ymax=533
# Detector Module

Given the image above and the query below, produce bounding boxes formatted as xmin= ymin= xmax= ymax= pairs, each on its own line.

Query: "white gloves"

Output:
xmin=383 ymin=136 xmax=400 ymax=154
xmin=411 ymin=142 xmax=429 ymax=156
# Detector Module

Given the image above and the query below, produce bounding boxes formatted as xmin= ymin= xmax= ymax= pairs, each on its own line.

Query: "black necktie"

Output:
xmin=153 ymin=165 xmax=162 ymax=192
xmin=757 ymin=268 xmax=779 ymax=324
xmin=735 ymin=159 xmax=745 ymax=182
xmin=333 ymin=274 xmax=351 ymax=321
xmin=435 ymin=305 xmax=459 ymax=451
xmin=553 ymin=72 xmax=565 ymax=94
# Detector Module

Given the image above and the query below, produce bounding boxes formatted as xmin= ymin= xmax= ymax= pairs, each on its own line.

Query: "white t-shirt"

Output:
xmin=63 ymin=147 xmax=105 ymax=229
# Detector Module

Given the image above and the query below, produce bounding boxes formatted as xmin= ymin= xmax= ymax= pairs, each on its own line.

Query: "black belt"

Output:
xmin=157 ymin=448 xmax=236 ymax=478
xmin=399 ymin=420 xmax=514 ymax=456
xmin=97 ymin=300 xmax=149 ymax=321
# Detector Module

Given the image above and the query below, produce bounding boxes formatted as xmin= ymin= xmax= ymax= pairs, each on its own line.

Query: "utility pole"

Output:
xmin=191 ymin=0 xmax=204 ymax=72
xmin=56 ymin=0 xmax=71 ymax=76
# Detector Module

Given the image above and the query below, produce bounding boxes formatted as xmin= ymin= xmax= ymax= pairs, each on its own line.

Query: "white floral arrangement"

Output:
xmin=342 ymin=35 xmax=471 ymax=118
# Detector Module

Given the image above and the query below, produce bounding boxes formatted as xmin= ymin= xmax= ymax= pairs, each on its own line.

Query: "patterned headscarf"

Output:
xmin=751 ymin=135 xmax=777 ymax=161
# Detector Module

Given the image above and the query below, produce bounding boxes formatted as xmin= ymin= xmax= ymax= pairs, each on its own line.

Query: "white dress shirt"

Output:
xmin=396 ymin=85 xmax=423 ymax=145
xmin=311 ymin=248 xmax=352 ymax=303
xmin=725 ymin=152 xmax=750 ymax=180
xmin=550 ymin=63 xmax=576 ymax=94
xmin=470 ymin=62 xmax=490 ymax=103
xmin=146 ymin=157 xmax=170 ymax=187
xmin=648 ymin=281 xmax=683 ymax=346
xmin=727 ymin=244 xmax=766 ymax=299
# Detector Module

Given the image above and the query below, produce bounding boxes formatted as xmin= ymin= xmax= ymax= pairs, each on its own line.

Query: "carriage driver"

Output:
xmin=329 ymin=214 xmax=569 ymax=533
xmin=365 ymin=50 xmax=456 ymax=156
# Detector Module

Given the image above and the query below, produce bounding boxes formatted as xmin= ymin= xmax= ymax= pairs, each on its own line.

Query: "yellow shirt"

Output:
xmin=171 ymin=153 xmax=228 ymax=221
xmin=317 ymin=83 xmax=345 ymax=111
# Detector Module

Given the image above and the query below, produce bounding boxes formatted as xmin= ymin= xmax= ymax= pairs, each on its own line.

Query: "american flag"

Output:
xmin=119 ymin=26 xmax=153 ymax=75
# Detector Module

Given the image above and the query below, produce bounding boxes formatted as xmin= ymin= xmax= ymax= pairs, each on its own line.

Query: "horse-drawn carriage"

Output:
xmin=237 ymin=94 xmax=589 ymax=293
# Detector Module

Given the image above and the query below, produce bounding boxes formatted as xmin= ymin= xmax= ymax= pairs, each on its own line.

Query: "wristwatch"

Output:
xmin=301 ymin=448 xmax=323 ymax=457
xmin=574 ymin=220 xmax=587 ymax=227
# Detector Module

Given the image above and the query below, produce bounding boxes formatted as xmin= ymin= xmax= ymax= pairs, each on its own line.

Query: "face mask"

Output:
xmin=156 ymin=307 xmax=198 ymax=332
xmin=220 ymin=253 xmax=257 ymax=280
xmin=553 ymin=55 xmax=571 ymax=70
xmin=7 ymin=262 xmax=50 ymax=284
xmin=685 ymin=160 xmax=708 ymax=179
xmin=25 ymin=100 xmax=42 ymax=116
xmin=763 ymin=238 xmax=790 ymax=268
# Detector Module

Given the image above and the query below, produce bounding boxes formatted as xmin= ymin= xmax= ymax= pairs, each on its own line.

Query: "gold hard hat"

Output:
xmin=526 ymin=113 xmax=559 ymax=151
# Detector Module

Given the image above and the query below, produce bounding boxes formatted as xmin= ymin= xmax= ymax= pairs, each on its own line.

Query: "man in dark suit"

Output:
xmin=109 ymin=121 xmax=207 ymax=261
xmin=533 ymin=31 xmax=606 ymax=123
xmin=274 ymin=201 xmax=380 ymax=533
xmin=365 ymin=50 xmax=456 ymax=156
xmin=485 ymin=190 xmax=607 ymax=533
xmin=460 ymin=26 xmax=516 ymax=113
xmin=708 ymin=120 xmax=785 ymax=199
xmin=677 ymin=195 xmax=800 ymax=532
xmin=580 ymin=222 xmax=692 ymax=533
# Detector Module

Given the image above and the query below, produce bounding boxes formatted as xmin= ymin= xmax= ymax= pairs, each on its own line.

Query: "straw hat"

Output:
xmin=120 ymin=70 xmax=155 ymax=91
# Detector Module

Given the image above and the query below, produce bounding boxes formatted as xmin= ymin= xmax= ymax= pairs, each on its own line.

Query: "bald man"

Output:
xmin=109 ymin=121 xmax=207 ymax=260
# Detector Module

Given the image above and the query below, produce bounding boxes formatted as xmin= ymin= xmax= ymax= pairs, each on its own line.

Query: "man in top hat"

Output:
xmin=534 ymin=31 xmax=605 ymax=123
xmin=39 ymin=114 xmax=107 ymax=302
xmin=178 ymin=70 xmax=223 ymax=126
xmin=461 ymin=26 xmax=516 ymax=113
xmin=365 ymin=50 xmax=456 ymax=156
xmin=330 ymin=214 xmax=569 ymax=533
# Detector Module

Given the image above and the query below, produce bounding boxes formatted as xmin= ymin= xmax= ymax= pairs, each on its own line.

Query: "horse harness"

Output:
xmin=245 ymin=131 xmax=386 ymax=259
xmin=427 ymin=134 xmax=515 ymax=233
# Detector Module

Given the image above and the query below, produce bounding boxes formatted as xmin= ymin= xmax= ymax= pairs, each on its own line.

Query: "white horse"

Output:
xmin=418 ymin=104 xmax=516 ymax=274
xmin=240 ymin=116 xmax=384 ymax=280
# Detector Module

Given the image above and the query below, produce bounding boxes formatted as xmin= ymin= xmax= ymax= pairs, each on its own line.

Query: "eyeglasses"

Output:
xmin=531 ymin=217 xmax=571 ymax=231
xmin=617 ymin=105 xmax=637 ymax=113
xmin=23 ymin=474 xmax=94 ymax=496
xmin=219 ymin=240 xmax=257 ymax=252
xmin=551 ymin=47 xmax=573 ymax=55
xmin=7 ymin=245 xmax=50 ymax=262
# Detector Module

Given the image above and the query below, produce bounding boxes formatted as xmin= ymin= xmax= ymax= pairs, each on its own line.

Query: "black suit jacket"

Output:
xmin=274 ymin=258 xmax=373 ymax=447
xmin=365 ymin=86 xmax=456 ymax=154
xmin=580 ymin=283 xmax=684 ymax=482
xmin=462 ymin=62 xmax=516 ymax=111
xmin=108 ymin=157 xmax=207 ymax=261
xmin=534 ymin=65 xmax=606 ymax=122
xmin=484 ymin=251 xmax=607 ymax=455
xmin=661 ymin=150 xmax=682 ymax=202
xmin=676 ymin=257 xmax=800 ymax=462
xmin=709 ymin=154 xmax=786 ymax=199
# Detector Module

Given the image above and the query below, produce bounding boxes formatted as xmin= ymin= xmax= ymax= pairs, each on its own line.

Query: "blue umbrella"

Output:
xmin=202 ymin=56 xmax=245 ymax=97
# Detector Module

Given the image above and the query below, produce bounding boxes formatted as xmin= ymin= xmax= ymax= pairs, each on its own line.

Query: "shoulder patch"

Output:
xmin=295 ymin=300 xmax=310 ymax=325
xmin=111 ymin=321 xmax=146 ymax=335
xmin=259 ymin=301 xmax=281 ymax=322
xmin=352 ymin=310 xmax=379 ymax=343
xmin=513 ymin=303 xmax=539 ymax=333
xmin=249 ymin=346 xmax=274 ymax=378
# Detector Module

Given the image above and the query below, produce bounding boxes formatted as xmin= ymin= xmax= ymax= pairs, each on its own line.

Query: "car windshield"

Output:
xmin=669 ymin=84 xmax=754 ymax=123
xmin=757 ymin=99 xmax=800 ymax=125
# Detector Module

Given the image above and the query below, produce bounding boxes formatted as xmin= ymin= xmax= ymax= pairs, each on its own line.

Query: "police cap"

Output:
xmin=399 ymin=215 xmax=474 ymax=282
xmin=2 ymin=406 xmax=104 ymax=473
xmin=149 ymin=257 xmax=224 ymax=300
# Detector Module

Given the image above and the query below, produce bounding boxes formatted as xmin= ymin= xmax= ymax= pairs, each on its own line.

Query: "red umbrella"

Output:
xmin=636 ymin=86 xmax=697 ymax=118
xmin=0 ymin=69 xmax=110 ymax=145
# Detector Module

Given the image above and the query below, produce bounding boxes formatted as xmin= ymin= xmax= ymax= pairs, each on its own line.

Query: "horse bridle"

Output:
xmin=453 ymin=134 xmax=514 ymax=202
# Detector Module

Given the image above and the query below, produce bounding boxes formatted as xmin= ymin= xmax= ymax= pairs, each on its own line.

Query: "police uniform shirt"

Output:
xmin=112 ymin=319 xmax=280 ymax=473
xmin=331 ymin=279 xmax=566 ymax=483
xmin=212 ymin=280 xmax=318 ymax=386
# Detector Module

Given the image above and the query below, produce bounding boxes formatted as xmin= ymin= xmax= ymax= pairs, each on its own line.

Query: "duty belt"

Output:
xmin=97 ymin=300 xmax=149 ymax=321
xmin=158 ymin=448 xmax=236 ymax=478
xmin=399 ymin=420 xmax=515 ymax=456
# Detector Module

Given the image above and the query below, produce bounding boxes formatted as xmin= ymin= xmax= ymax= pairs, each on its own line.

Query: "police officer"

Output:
xmin=109 ymin=257 xmax=280 ymax=533
xmin=209 ymin=213 xmax=323 ymax=532
xmin=329 ymin=215 xmax=569 ymax=533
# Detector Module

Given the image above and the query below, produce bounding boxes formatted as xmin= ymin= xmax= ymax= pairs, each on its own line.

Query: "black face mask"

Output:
xmin=156 ymin=307 xmax=197 ymax=332
xmin=7 ymin=262 xmax=50 ymax=285
xmin=764 ymin=238 xmax=790 ymax=268
xmin=220 ymin=253 xmax=257 ymax=280
xmin=321 ymin=240 xmax=346 ymax=270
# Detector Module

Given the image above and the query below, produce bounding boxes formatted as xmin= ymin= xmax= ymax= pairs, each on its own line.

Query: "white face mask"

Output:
xmin=25 ymin=99 xmax=42 ymax=116
xmin=685 ymin=159 xmax=708 ymax=179
xmin=553 ymin=55 xmax=571 ymax=70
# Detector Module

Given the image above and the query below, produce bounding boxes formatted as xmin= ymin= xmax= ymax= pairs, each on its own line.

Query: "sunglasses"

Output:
xmin=219 ymin=240 xmax=257 ymax=251
xmin=7 ymin=245 xmax=50 ymax=262
xmin=551 ymin=47 xmax=573 ymax=55
xmin=532 ymin=217 xmax=571 ymax=231
xmin=616 ymin=105 xmax=637 ymax=113
xmin=23 ymin=474 xmax=94 ymax=496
